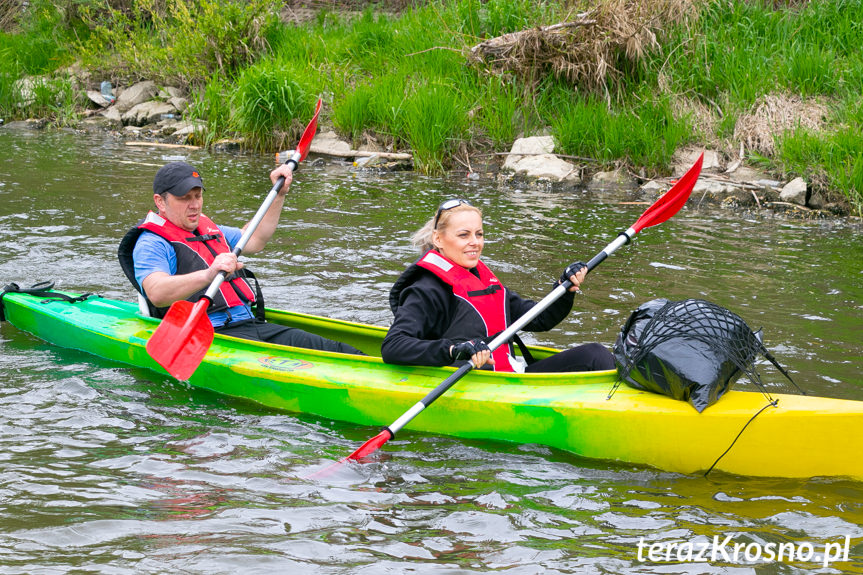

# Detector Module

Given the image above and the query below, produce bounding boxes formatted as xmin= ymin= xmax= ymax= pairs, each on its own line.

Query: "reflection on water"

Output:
xmin=1 ymin=128 xmax=862 ymax=573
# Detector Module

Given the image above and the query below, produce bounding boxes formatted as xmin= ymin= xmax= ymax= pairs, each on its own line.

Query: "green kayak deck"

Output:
xmin=3 ymin=290 xmax=862 ymax=481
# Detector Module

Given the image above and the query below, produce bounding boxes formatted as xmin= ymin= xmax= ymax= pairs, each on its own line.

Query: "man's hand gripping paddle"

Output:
xmin=146 ymin=99 xmax=323 ymax=380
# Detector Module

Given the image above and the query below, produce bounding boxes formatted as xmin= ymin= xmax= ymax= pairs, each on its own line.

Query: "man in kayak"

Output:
xmin=382 ymin=198 xmax=615 ymax=372
xmin=118 ymin=161 xmax=362 ymax=355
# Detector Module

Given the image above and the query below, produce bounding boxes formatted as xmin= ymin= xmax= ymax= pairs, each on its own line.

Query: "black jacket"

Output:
xmin=381 ymin=263 xmax=575 ymax=367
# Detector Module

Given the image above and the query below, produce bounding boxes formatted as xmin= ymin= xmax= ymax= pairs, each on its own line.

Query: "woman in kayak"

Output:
xmin=381 ymin=199 xmax=615 ymax=372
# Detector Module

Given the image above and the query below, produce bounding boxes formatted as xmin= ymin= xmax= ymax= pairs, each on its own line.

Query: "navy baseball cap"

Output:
xmin=153 ymin=161 xmax=204 ymax=196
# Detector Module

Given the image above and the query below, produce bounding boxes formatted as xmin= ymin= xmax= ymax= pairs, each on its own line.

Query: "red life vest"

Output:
xmin=416 ymin=250 xmax=517 ymax=372
xmin=138 ymin=211 xmax=256 ymax=311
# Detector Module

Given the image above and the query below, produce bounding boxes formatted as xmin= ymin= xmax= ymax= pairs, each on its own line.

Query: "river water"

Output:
xmin=1 ymin=127 xmax=861 ymax=573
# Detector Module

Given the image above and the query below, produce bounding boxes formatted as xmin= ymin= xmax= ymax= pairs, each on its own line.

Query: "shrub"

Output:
xmin=76 ymin=0 xmax=279 ymax=84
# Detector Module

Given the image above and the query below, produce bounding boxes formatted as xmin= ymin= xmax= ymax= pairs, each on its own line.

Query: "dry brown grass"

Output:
xmin=733 ymin=93 xmax=830 ymax=155
xmin=1 ymin=0 xmax=22 ymax=31
xmin=468 ymin=0 xmax=705 ymax=93
xmin=669 ymin=95 xmax=723 ymax=147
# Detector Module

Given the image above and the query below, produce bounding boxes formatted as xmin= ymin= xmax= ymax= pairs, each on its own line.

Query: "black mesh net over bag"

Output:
xmin=613 ymin=298 xmax=799 ymax=412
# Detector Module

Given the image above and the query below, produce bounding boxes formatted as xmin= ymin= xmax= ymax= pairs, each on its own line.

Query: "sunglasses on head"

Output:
xmin=433 ymin=198 xmax=472 ymax=229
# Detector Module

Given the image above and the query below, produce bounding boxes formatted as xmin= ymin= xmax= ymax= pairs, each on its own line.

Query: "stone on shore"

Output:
xmin=168 ymin=97 xmax=188 ymax=112
xmin=99 ymin=107 xmax=123 ymax=128
xmin=502 ymin=136 xmax=578 ymax=181
xmin=589 ymin=169 xmax=637 ymax=189
xmin=171 ymin=121 xmax=206 ymax=140
xmin=115 ymin=81 xmax=158 ymax=113
xmin=502 ymin=136 xmax=554 ymax=170
xmin=514 ymin=154 xmax=579 ymax=181
xmin=86 ymin=90 xmax=112 ymax=108
xmin=122 ymin=101 xmax=177 ymax=127
xmin=726 ymin=165 xmax=774 ymax=186
xmin=808 ymin=191 xmax=825 ymax=210
xmin=309 ymin=130 xmax=353 ymax=156
xmin=692 ymin=178 xmax=740 ymax=196
xmin=779 ymin=177 xmax=808 ymax=206
xmin=157 ymin=86 xmax=184 ymax=100
xmin=673 ymin=148 xmax=722 ymax=176
xmin=13 ymin=77 xmax=37 ymax=106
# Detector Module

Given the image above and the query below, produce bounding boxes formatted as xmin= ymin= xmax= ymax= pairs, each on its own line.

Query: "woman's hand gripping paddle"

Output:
xmin=336 ymin=153 xmax=704 ymax=466
xmin=146 ymin=98 xmax=323 ymax=380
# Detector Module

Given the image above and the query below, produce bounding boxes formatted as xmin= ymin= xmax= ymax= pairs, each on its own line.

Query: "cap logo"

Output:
xmin=192 ymin=171 xmax=199 ymax=178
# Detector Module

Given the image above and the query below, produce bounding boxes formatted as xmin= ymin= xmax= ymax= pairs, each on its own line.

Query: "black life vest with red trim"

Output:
xmin=415 ymin=250 xmax=517 ymax=372
xmin=124 ymin=211 xmax=256 ymax=314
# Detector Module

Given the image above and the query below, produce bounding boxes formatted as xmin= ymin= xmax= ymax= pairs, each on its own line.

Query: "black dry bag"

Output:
xmin=613 ymin=298 xmax=770 ymax=412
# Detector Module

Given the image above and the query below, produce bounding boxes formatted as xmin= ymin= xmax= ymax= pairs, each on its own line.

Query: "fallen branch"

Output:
xmin=764 ymin=201 xmax=811 ymax=210
xmin=307 ymin=146 xmax=412 ymax=161
xmin=473 ymin=151 xmax=600 ymax=163
xmin=469 ymin=17 xmax=595 ymax=61
xmin=750 ymin=190 xmax=762 ymax=210
xmin=701 ymin=174 xmax=781 ymax=191
xmin=125 ymin=141 xmax=201 ymax=150
xmin=406 ymin=46 xmax=463 ymax=57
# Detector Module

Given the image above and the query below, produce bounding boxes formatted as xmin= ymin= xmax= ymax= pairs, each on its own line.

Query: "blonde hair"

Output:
xmin=411 ymin=204 xmax=483 ymax=253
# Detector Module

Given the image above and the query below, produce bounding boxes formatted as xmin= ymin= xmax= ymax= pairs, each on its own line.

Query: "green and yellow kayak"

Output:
xmin=3 ymin=290 xmax=861 ymax=481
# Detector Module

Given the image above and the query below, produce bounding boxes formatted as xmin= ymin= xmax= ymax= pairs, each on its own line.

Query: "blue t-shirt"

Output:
xmin=132 ymin=224 xmax=253 ymax=327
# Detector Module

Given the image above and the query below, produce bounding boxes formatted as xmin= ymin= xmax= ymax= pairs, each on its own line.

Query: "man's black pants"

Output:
xmin=216 ymin=319 xmax=363 ymax=355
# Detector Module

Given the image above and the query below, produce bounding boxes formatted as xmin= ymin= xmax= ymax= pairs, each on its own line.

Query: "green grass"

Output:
xmin=75 ymin=0 xmax=279 ymax=84
xmin=0 ymin=0 xmax=76 ymax=119
xmin=2 ymin=0 xmax=862 ymax=206
xmin=472 ymin=73 xmax=527 ymax=148
xmin=550 ymin=89 xmax=692 ymax=174
xmin=0 ymin=61 xmax=20 ymax=117
xmin=231 ymin=61 xmax=315 ymax=152
xmin=185 ymin=75 xmax=233 ymax=147
xmin=332 ymin=84 xmax=374 ymax=147
xmin=403 ymin=81 xmax=470 ymax=173
xmin=648 ymin=1 xmax=863 ymax=106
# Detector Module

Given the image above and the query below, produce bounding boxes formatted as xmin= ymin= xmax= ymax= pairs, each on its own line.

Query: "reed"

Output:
xmin=0 ymin=61 xmax=19 ymax=117
xmin=332 ymin=84 xmax=374 ymax=147
xmin=185 ymin=75 xmax=233 ymax=147
xmin=403 ymin=82 xmax=469 ymax=173
xmin=473 ymin=74 xmax=525 ymax=148
xmin=231 ymin=61 xmax=315 ymax=152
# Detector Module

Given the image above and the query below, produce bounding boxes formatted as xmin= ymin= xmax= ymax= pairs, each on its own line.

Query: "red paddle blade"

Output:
xmin=146 ymin=299 xmax=214 ymax=380
xmin=305 ymin=429 xmax=392 ymax=479
xmin=633 ymin=152 xmax=703 ymax=233
xmin=296 ymin=98 xmax=322 ymax=161
xmin=346 ymin=429 xmax=393 ymax=461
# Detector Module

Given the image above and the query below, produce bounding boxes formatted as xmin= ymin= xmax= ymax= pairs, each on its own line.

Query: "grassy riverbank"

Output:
xmin=1 ymin=0 xmax=861 ymax=213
